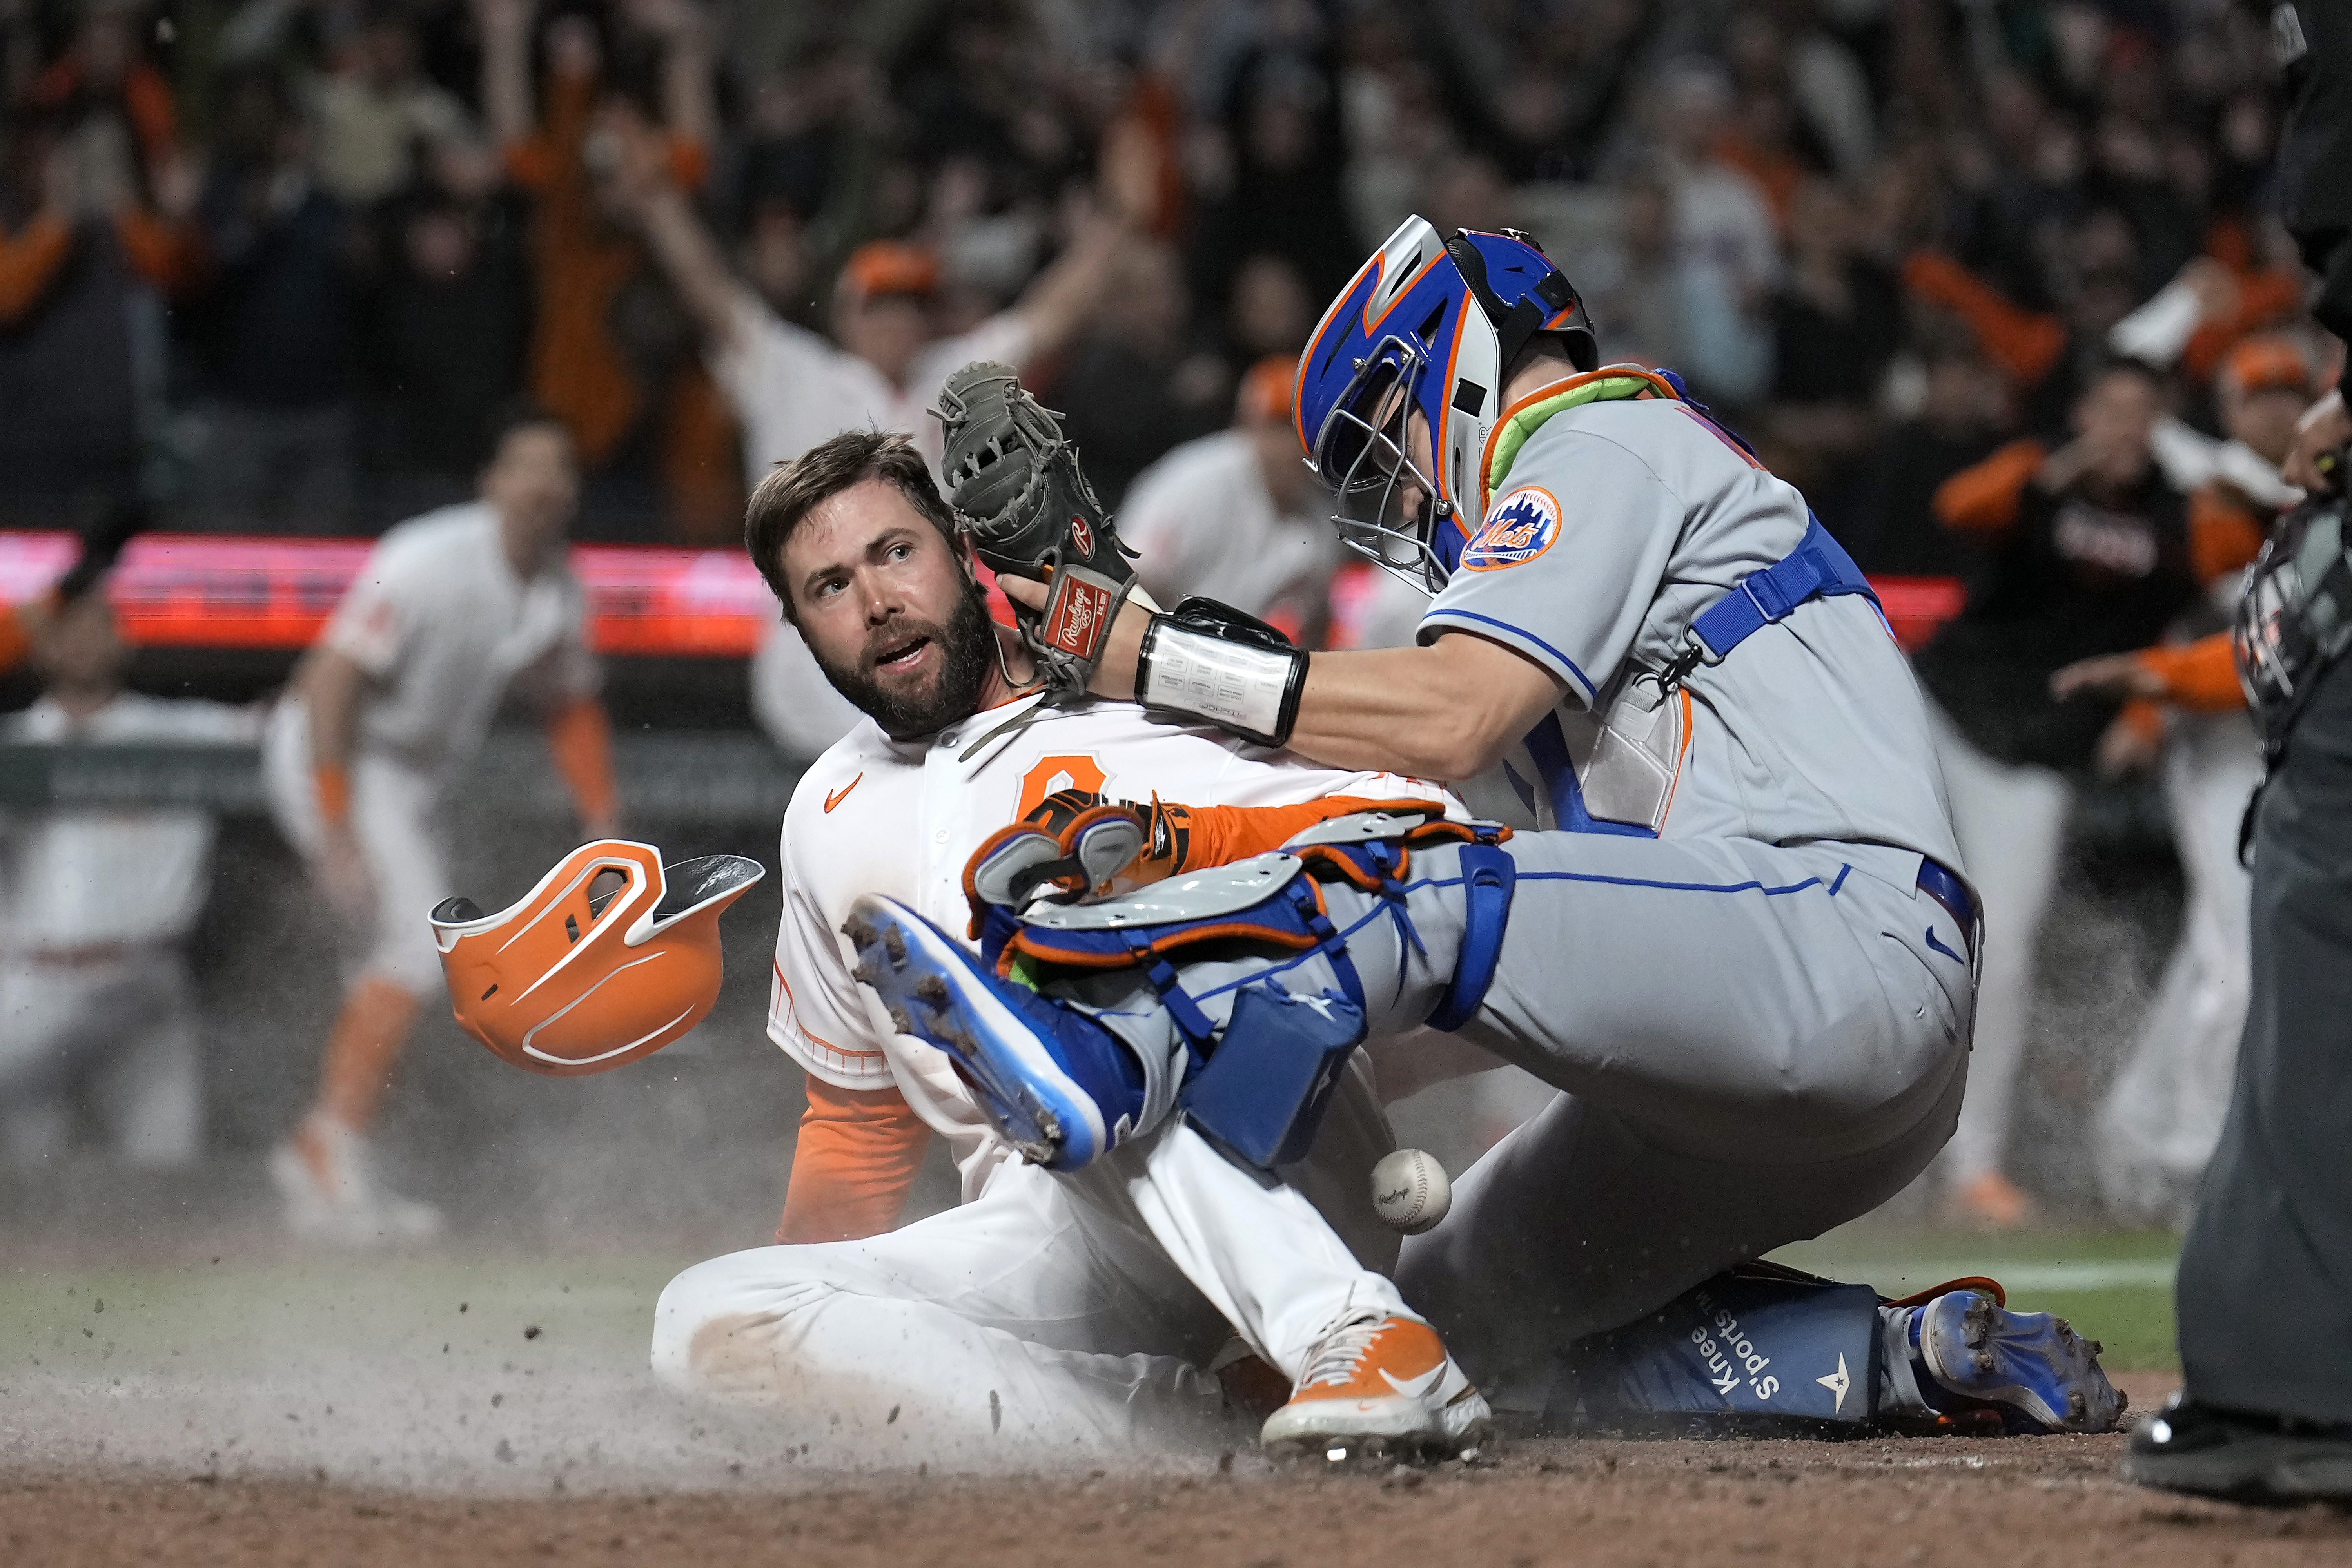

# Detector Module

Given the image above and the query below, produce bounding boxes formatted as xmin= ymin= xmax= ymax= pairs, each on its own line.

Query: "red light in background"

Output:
xmin=0 ymin=533 xmax=777 ymax=658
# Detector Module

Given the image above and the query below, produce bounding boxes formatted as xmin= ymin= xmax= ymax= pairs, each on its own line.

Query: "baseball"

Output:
xmin=1370 ymin=1148 xmax=1451 ymax=1234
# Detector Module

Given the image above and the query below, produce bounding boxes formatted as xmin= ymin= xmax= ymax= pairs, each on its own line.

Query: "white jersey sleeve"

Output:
xmin=320 ymin=535 xmax=429 ymax=678
xmin=768 ymin=762 xmax=897 ymax=1091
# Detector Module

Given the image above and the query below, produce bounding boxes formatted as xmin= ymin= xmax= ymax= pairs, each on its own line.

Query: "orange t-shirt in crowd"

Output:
xmin=505 ymin=76 xmax=711 ymax=471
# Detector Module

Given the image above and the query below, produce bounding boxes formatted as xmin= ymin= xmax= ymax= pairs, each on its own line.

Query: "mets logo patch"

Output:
xmin=1463 ymin=486 xmax=1561 ymax=571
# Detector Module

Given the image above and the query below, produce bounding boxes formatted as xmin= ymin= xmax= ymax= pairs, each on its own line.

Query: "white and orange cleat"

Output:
xmin=1260 ymin=1314 xmax=1492 ymax=1466
xmin=269 ymin=1117 xmax=444 ymax=1247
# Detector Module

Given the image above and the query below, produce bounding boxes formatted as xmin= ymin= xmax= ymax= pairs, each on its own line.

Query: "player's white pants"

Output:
xmin=0 ymin=950 xmax=201 ymax=1167
xmin=263 ymin=699 xmax=450 ymax=998
xmin=653 ymin=1118 xmax=1410 ymax=1462
xmin=2096 ymin=709 xmax=2261 ymax=1223
xmin=1927 ymin=704 xmax=2072 ymax=1183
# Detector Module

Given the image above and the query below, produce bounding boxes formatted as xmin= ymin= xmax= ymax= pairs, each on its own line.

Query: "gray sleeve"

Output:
xmin=1418 ymin=425 xmax=1685 ymax=706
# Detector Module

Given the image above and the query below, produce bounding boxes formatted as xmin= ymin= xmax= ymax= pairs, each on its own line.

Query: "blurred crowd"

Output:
xmin=0 ymin=0 xmax=2312 ymax=549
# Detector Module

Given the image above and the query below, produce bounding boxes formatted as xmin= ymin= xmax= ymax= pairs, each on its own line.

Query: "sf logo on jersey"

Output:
xmin=1463 ymin=486 xmax=1561 ymax=571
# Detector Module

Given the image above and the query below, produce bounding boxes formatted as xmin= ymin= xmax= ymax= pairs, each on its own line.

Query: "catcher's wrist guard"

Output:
xmin=937 ymin=361 xmax=1136 ymax=695
xmin=1136 ymin=596 xmax=1309 ymax=749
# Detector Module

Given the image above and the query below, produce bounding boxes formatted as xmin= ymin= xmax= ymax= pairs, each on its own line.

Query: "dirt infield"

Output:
xmin=11 ymin=1425 xmax=2352 ymax=1568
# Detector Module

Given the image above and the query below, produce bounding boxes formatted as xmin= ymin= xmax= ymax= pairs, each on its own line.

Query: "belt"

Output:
xmin=1914 ymin=859 xmax=1978 ymax=962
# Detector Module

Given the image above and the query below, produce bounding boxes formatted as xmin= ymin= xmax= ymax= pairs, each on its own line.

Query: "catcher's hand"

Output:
xmin=936 ymin=361 xmax=1137 ymax=696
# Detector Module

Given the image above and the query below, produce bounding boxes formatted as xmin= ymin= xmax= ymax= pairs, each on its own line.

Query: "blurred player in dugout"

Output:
xmin=261 ymin=406 xmax=618 ymax=1243
xmin=0 ymin=558 xmax=259 ymax=1168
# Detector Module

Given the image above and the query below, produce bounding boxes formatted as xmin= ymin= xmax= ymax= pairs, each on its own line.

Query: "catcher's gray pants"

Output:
xmin=1093 ymin=833 xmax=1976 ymax=1395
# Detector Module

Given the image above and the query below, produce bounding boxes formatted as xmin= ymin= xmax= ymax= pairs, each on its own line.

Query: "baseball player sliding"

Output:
xmin=652 ymin=428 xmax=1493 ymax=1460
xmin=264 ymin=407 xmax=617 ymax=1244
xmin=845 ymin=221 xmax=2124 ymax=1446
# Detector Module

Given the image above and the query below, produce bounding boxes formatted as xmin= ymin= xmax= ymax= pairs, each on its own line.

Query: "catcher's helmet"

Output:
xmin=1295 ymin=216 xmax=1593 ymax=592
xmin=430 ymin=840 xmax=764 ymax=1076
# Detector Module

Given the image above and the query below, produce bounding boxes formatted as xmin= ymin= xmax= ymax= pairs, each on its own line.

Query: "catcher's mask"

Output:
xmin=1296 ymin=216 xmax=1594 ymax=594
xmin=430 ymin=841 xmax=764 ymax=1076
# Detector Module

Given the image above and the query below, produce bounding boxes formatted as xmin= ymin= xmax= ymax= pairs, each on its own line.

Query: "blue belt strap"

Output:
xmin=1426 ymin=843 xmax=1515 ymax=1032
xmin=1686 ymin=514 xmax=1880 ymax=664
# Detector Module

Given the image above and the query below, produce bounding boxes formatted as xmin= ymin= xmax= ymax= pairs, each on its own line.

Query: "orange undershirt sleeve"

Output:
xmin=2189 ymin=488 xmax=2270 ymax=586
xmin=113 ymin=208 xmax=202 ymax=295
xmin=545 ymin=696 xmax=619 ymax=828
xmin=1147 ymin=795 xmax=1453 ymax=874
xmin=776 ymin=1077 xmax=932 ymax=1244
xmin=0 ymin=214 xmax=74 ymax=324
xmin=2135 ymin=635 xmax=2246 ymax=713
xmin=2182 ymin=270 xmax=2306 ymax=383
xmin=1902 ymin=252 xmax=2069 ymax=388
xmin=1933 ymin=439 xmax=2048 ymax=538
xmin=0 ymin=603 xmax=33 ymax=676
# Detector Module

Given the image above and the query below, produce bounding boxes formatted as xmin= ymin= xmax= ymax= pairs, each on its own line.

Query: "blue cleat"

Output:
xmin=842 ymin=894 xmax=1145 ymax=1171
xmin=1913 ymin=1289 xmax=2125 ymax=1434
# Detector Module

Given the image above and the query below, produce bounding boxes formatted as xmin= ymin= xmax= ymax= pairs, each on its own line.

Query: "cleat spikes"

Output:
xmin=916 ymin=975 xmax=950 ymax=1007
xmin=886 ymin=1004 xmax=914 ymax=1034
xmin=884 ymin=928 xmax=907 ymax=964
xmin=842 ymin=917 xmax=877 ymax=948
xmin=851 ymin=962 xmax=879 ymax=986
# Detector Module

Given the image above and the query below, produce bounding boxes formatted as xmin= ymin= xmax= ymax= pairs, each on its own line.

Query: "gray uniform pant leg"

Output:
xmin=1092 ymin=834 xmax=1973 ymax=1385
xmin=2175 ymin=657 xmax=2352 ymax=1427
xmin=1383 ymin=835 xmax=1971 ymax=1386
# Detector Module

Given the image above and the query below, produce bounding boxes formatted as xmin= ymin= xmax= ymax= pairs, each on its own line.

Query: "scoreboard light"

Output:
xmin=0 ymin=533 xmax=777 ymax=658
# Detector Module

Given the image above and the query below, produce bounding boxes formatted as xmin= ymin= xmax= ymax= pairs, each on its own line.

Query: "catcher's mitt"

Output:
xmin=936 ymin=361 xmax=1138 ymax=696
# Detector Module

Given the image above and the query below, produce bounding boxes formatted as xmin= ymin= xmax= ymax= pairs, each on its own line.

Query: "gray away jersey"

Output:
xmin=1421 ymin=394 xmax=1963 ymax=879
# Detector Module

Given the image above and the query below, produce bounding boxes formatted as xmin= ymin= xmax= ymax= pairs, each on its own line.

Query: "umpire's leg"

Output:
xmin=2174 ymin=656 xmax=2352 ymax=1427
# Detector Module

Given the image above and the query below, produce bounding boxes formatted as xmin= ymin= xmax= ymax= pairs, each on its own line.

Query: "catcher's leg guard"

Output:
xmin=1542 ymin=1265 xmax=2126 ymax=1437
xmin=1544 ymin=1265 xmax=1884 ymax=1437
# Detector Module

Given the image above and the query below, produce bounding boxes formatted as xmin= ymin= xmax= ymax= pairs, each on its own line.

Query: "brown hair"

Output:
xmin=744 ymin=429 xmax=960 ymax=622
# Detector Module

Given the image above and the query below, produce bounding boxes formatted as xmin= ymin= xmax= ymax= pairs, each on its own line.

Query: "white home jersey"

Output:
xmin=712 ymin=291 xmax=1031 ymax=487
xmin=770 ymin=694 xmax=1458 ymax=1201
xmin=0 ymin=694 xmax=261 ymax=951
xmin=1120 ymin=430 xmax=1340 ymax=632
xmin=319 ymin=503 xmax=596 ymax=779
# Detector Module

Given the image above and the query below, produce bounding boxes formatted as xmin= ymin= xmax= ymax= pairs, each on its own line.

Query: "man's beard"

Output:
xmin=812 ymin=577 xmax=999 ymax=740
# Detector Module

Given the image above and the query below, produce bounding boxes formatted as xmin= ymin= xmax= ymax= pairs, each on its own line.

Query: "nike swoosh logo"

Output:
xmin=1924 ymin=926 xmax=1965 ymax=963
xmin=1378 ymin=1362 xmax=1449 ymax=1400
xmin=824 ymin=774 xmax=864 ymax=813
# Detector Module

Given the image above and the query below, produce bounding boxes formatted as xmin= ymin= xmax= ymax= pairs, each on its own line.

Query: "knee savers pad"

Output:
xmin=1543 ymin=1265 xmax=1883 ymax=1436
xmin=1179 ymin=979 xmax=1365 ymax=1170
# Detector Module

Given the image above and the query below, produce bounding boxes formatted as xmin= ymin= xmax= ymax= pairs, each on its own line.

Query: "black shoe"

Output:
xmin=2122 ymin=1397 xmax=2352 ymax=1504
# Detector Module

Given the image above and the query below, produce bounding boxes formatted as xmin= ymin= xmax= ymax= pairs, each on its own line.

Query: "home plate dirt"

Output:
xmin=10 ymin=1424 xmax=2351 ymax=1568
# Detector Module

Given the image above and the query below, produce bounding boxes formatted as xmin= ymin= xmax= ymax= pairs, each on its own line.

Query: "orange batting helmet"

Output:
xmin=430 ymin=841 xmax=764 ymax=1076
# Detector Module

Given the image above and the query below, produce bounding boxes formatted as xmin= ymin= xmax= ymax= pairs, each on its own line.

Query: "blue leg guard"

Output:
xmin=1540 ymin=1265 xmax=2127 ymax=1437
xmin=1543 ymin=1264 xmax=1884 ymax=1437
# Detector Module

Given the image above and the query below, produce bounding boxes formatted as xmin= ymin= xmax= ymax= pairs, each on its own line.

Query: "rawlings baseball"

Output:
xmin=1370 ymin=1148 xmax=1451 ymax=1234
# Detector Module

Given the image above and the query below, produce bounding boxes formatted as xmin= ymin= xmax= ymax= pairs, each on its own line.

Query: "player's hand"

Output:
xmin=996 ymin=573 xmax=1148 ymax=700
xmin=319 ymin=825 xmax=376 ymax=921
xmin=2094 ymin=710 xmax=2165 ymax=778
xmin=2049 ymin=651 xmax=2165 ymax=702
xmin=2284 ymin=388 xmax=2351 ymax=493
